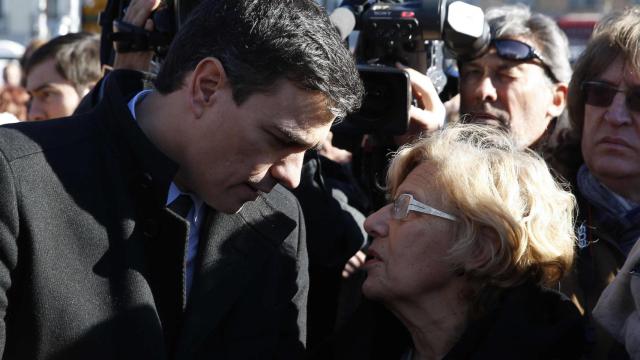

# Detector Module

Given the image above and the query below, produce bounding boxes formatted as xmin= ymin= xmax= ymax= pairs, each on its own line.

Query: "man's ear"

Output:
xmin=547 ymin=82 xmax=568 ymax=118
xmin=188 ymin=57 xmax=227 ymax=118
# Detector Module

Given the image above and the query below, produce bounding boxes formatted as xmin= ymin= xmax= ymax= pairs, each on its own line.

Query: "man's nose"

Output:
xmin=475 ymin=75 xmax=498 ymax=103
xmin=270 ymin=152 xmax=305 ymax=189
xmin=363 ymin=205 xmax=391 ymax=238
xmin=604 ymin=92 xmax=633 ymax=126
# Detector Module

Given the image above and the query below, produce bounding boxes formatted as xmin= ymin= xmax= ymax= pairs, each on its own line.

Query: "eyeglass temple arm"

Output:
xmin=408 ymin=201 xmax=458 ymax=221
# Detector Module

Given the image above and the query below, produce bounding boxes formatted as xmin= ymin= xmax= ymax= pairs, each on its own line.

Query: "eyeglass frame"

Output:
xmin=581 ymin=80 xmax=640 ymax=113
xmin=391 ymin=193 xmax=458 ymax=222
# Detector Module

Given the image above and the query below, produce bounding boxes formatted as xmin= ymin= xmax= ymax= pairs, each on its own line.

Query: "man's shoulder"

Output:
xmin=0 ymin=114 xmax=100 ymax=162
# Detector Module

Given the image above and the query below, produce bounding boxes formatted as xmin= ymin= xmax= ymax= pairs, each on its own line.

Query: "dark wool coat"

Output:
xmin=0 ymin=70 xmax=308 ymax=360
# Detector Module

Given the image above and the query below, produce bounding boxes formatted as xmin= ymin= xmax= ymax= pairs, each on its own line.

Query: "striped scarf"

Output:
xmin=577 ymin=164 xmax=640 ymax=256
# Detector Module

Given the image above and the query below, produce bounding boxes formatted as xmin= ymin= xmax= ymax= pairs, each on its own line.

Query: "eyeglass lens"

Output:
xmin=583 ymin=81 xmax=640 ymax=112
xmin=392 ymin=194 xmax=411 ymax=220
xmin=493 ymin=40 xmax=536 ymax=61
xmin=493 ymin=40 xmax=557 ymax=82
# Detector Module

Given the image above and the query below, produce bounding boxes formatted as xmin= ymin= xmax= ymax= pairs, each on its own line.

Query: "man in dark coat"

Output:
xmin=0 ymin=1 xmax=363 ymax=359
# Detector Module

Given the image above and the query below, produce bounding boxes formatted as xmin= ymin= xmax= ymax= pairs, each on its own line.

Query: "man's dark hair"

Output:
xmin=154 ymin=0 xmax=363 ymax=118
xmin=25 ymin=32 xmax=101 ymax=94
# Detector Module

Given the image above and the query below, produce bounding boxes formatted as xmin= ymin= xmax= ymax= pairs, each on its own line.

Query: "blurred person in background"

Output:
xmin=550 ymin=6 xmax=640 ymax=359
xmin=0 ymin=85 xmax=28 ymax=123
xmin=358 ymin=124 xmax=583 ymax=359
xmin=24 ymin=32 xmax=100 ymax=121
xmin=2 ymin=61 xmax=22 ymax=88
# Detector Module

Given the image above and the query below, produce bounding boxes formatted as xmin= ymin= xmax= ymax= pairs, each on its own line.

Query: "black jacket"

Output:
xmin=444 ymin=283 xmax=585 ymax=359
xmin=324 ymin=282 xmax=584 ymax=359
xmin=0 ymin=70 xmax=308 ymax=359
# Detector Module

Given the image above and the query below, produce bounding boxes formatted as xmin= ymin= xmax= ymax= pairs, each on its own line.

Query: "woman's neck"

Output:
xmin=389 ymin=287 xmax=471 ymax=360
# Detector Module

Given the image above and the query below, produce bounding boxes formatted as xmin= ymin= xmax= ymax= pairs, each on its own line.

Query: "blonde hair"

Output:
xmin=387 ymin=124 xmax=576 ymax=287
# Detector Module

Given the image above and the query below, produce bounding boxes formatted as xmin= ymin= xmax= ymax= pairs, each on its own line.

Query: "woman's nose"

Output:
xmin=364 ymin=204 xmax=391 ymax=238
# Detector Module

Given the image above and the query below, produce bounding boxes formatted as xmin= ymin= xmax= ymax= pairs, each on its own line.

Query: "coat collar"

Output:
xmin=99 ymin=70 xmax=178 ymax=208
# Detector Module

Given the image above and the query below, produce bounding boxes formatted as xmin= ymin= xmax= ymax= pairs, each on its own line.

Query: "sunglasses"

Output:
xmin=491 ymin=39 xmax=558 ymax=82
xmin=581 ymin=81 xmax=640 ymax=112
xmin=391 ymin=193 xmax=457 ymax=222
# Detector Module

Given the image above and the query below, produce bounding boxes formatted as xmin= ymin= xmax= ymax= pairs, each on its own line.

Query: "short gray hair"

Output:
xmin=485 ymin=4 xmax=572 ymax=84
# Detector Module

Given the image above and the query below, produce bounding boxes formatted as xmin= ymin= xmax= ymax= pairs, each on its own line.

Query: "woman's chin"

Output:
xmin=361 ymin=277 xmax=385 ymax=301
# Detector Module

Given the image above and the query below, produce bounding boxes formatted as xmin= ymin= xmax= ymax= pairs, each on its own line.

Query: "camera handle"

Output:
xmin=111 ymin=19 xmax=172 ymax=53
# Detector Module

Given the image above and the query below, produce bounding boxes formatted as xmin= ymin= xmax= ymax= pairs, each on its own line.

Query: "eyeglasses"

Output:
xmin=491 ymin=39 xmax=558 ymax=82
xmin=391 ymin=193 xmax=457 ymax=222
xmin=581 ymin=81 xmax=640 ymax=112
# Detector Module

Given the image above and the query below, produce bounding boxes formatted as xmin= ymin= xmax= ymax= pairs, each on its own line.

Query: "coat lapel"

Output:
xmin=175 ymin=195 xmax=297 ymax=355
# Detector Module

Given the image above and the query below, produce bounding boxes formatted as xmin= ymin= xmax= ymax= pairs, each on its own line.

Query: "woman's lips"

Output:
xmin=364 ymin=248 xmax=383 ymax=267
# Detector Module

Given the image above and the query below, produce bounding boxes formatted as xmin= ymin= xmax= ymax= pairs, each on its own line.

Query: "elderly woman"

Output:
xmin=361 ymin=124 xmax=583 ymax=359
xmin=552 ymin=7 xmax=640 ymax=359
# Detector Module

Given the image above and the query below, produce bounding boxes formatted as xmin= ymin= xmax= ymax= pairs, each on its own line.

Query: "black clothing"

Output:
xmin=323 ymin=282 xmax=584 ymax=359
xmin=444 ymin=283 xmax=585 ymax=359
xmin=0 ymin=70 xmax=308 ymax=359
xmin=293 ymin=151 xmax=368 ymax=351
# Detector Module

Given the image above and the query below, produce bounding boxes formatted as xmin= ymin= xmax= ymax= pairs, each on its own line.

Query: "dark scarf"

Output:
xmin=577 ymin=165 xmax=640 ymax=256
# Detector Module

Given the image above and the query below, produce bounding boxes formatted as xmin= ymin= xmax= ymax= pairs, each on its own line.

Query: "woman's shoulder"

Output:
xmin=502 ymin=282 xmax=583 ymax=324
xmin=447 ymin=282 xmax=586 ymax=359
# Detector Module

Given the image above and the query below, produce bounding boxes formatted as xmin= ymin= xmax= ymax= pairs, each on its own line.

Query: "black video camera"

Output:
xmin=98 ymin=0 xmax=201 ymax=66
xmin=331 ymin=0 xmax=490 ymax=135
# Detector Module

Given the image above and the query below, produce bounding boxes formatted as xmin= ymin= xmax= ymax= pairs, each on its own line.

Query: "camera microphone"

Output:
xmin=329 ymin=7 xmax=357 ymax=41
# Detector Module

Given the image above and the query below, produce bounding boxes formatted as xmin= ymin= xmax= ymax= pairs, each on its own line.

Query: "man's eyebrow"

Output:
xmin=28 ymin=83 xmax=57 ymax=94
xmin=274 ymin=126 xmax=318 ymax=149
xmin=497 ymin=62 xmax=520 ymax=71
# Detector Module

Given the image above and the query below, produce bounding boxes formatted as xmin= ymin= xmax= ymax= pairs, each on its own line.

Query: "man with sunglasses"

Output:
xmin=400 ymin=4 xmax=571 ymax=153
xmin=455 ymin=5 xmax=572 ymax=151
xmin=556 ymin=7 xmax=640 ymax=359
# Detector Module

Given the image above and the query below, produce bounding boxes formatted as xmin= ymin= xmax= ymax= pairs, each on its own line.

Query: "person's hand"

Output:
xmin=112 ymin=0 xmax=161 ymax=71
xmin=444 ymin=93 xmax=460 ymax=124
xmin=394 ymin=63 xmax=446 ymax=145
xmin=342 ymin=250 xmax=366 ymax=278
